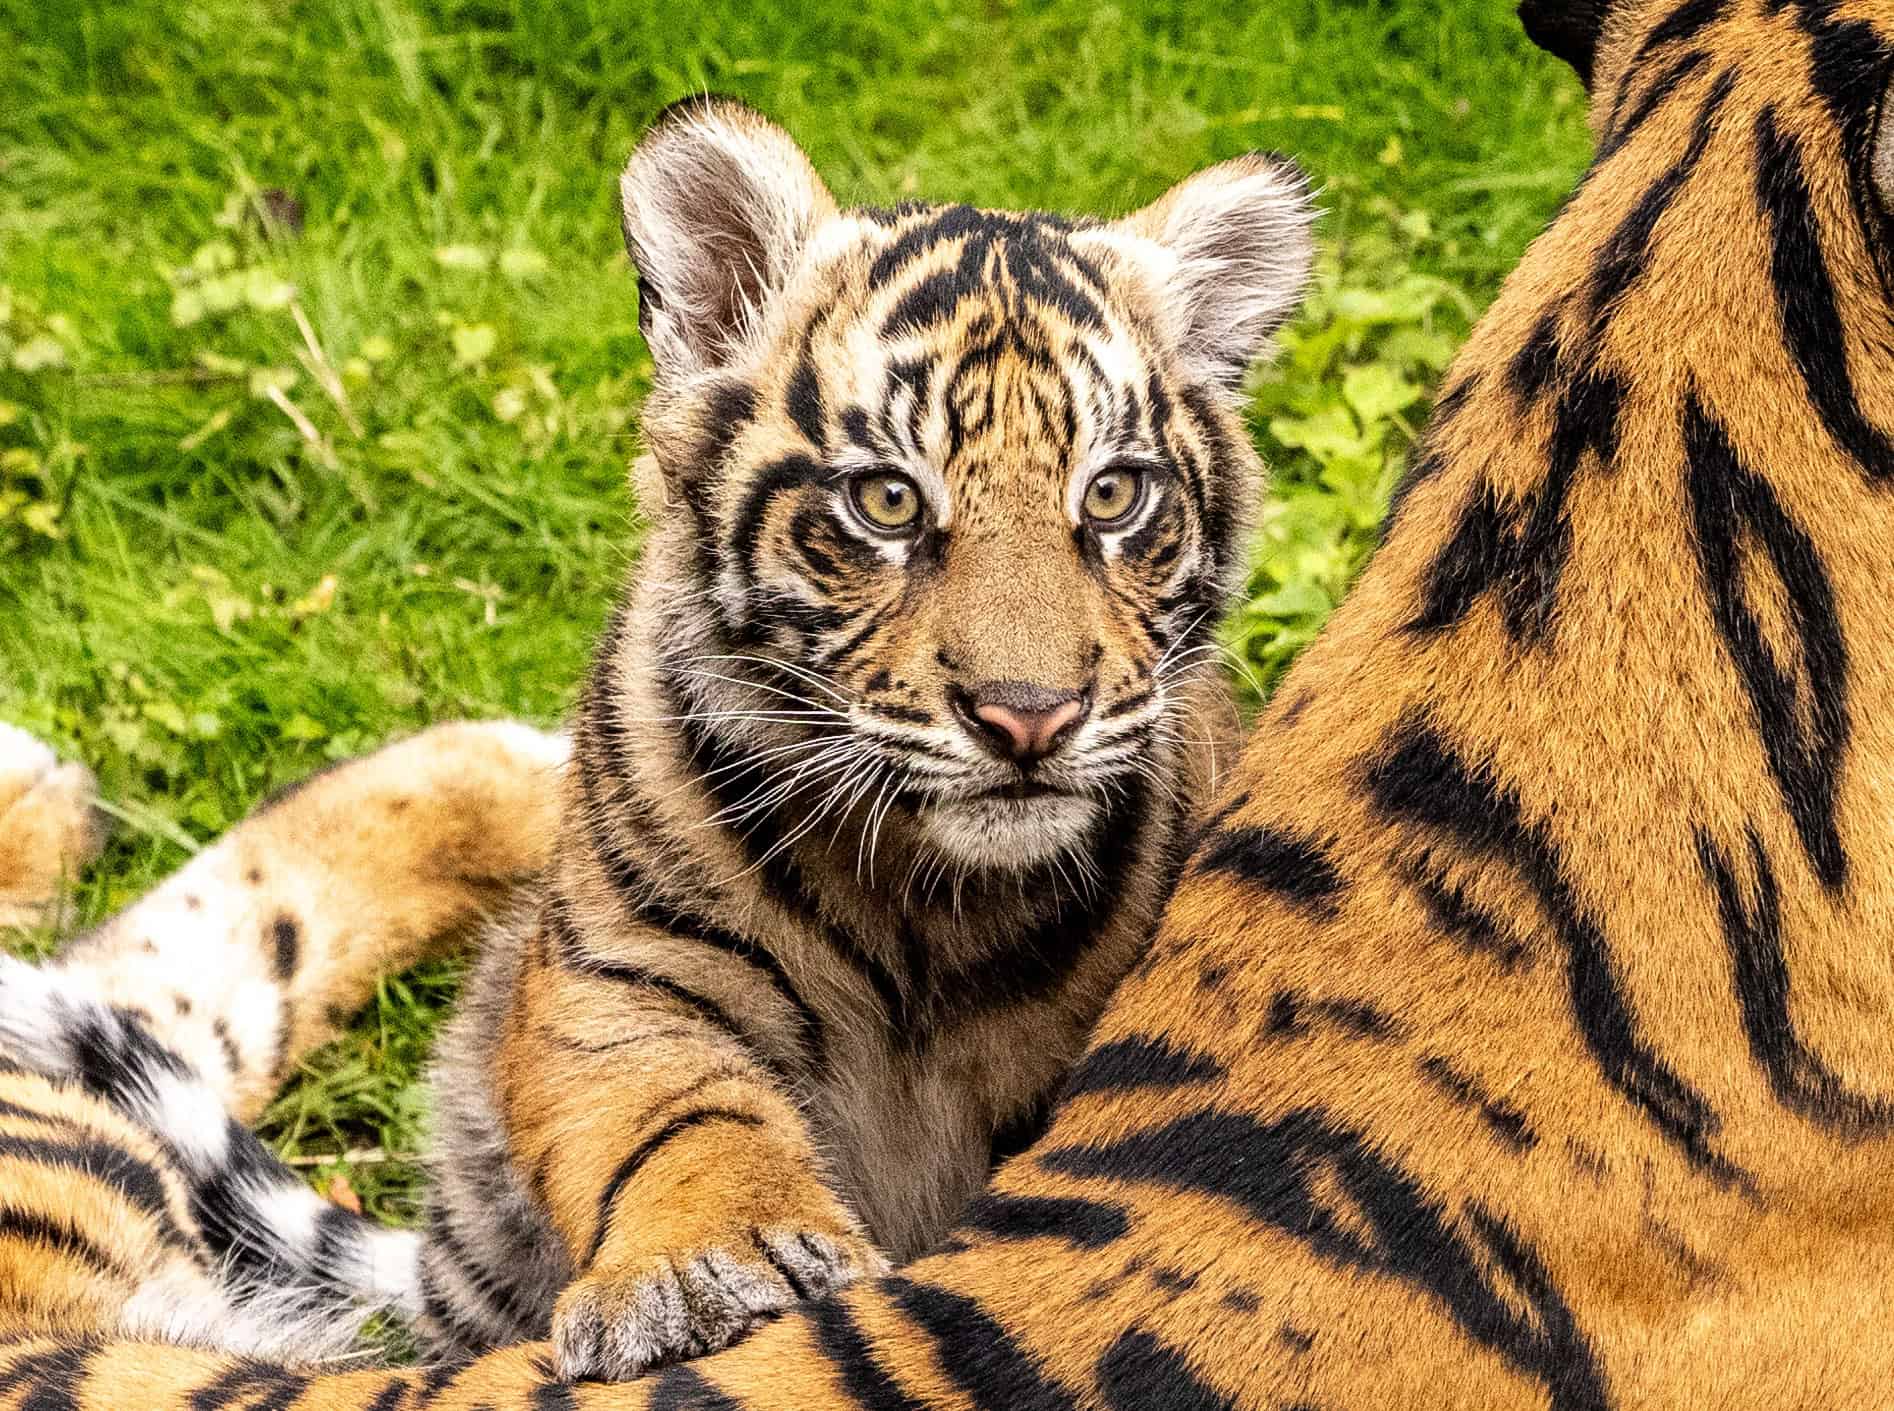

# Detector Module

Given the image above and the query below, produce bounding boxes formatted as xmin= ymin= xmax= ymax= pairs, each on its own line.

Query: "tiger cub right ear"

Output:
xmin=620 ymin=97 xmax=839 ymax=382
xmin=1099 ymin=152 xmax=1318 ymax=393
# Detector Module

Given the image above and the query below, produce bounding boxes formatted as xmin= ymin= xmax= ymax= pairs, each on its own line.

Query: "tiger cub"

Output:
xmin=415 ymin=98 xmax=1315 ymax=1379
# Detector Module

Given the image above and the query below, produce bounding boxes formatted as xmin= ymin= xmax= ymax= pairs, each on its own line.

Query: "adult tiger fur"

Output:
xmin=7 ymin=0 xmax=1894 ymax=1404
xmin=0 ymin=100 xmax=1316 ymax=1380
xmin=0 ymin=724 xmax=103 ymax=935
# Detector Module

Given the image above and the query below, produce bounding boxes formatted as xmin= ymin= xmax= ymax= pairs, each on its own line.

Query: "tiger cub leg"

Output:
xmin=53 ymin=721 xmax=568 ymax=1123
xmin=485 ymin=907 xmax=886 ymax=1381
xmin=0 ymin=722 xmax=106 ymax=931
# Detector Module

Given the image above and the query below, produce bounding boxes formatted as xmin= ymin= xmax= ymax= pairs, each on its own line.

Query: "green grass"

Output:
xmin=0 ymin=0 xmax=1591 ymax=1219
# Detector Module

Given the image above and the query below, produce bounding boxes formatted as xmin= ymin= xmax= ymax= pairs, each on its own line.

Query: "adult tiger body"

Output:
xmin=0 ymin=720 xmax=572 ymax=1360
xmin=5 ymin=0 xmax=1894 ymax=1404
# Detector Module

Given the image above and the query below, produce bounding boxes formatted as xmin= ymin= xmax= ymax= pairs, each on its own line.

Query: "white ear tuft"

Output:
xmin=620 ymin=97 xmax=838 ymax=380
xmin=1110 ymin=153 xmax=1318 ymax=390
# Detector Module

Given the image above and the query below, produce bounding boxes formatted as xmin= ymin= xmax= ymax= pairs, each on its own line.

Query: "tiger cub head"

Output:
xmin=620 ymin=98 xmax=1314 ymax=873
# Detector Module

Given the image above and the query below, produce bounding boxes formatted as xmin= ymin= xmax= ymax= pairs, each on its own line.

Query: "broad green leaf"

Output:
xmin=1247 ymin=581 xmax=1332 ymax=617
xmin=1342 ymin=364 xmax=1423 ymax=424
xmin=499 ymin=248 xmax=548 ymax=279
xmin=435 ymin=245 xmax=492 ymax=271
xmin=280 ymin=713 xmax=330 ymax=742
xmin=10 ymin=335 xmax=66 ymax=372
xmin=1269 ymin=405 xmax=1367 ymax=461
xmin=452 ymin=323 xmax=498 ymax=365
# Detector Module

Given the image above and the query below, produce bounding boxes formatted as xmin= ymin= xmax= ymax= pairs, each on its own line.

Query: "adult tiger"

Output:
xmin=6 ymin=0 xmax=1894 ymax=1405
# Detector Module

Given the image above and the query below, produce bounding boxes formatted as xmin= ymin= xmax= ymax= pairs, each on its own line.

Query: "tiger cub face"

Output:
xmin=623 ymin=99 xmax=1314 ymax=872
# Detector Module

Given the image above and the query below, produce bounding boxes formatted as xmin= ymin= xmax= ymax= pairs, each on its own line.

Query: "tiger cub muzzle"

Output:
xmin=637 ymin=143 xmax=1314 ymax=874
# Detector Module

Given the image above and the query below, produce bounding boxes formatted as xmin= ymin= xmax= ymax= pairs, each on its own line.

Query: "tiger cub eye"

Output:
xmin=850 ymin=472 xmax=923 ymax=532
xmin=1082 ymin=467 xmax=1144 ymax=526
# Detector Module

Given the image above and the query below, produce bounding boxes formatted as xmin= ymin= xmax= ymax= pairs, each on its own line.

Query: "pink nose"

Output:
xmin=955 ymin=684 xmax=1090 ymax=764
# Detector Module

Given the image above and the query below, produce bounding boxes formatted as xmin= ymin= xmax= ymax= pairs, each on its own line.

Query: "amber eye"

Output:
xmin=1082 ymin=466 xmax=1146 ymax=526
xmin=849 ymin=471 xmax=923 ymax=533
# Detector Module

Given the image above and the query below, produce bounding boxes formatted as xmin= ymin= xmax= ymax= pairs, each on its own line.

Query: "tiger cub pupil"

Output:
xmin=1082 ymin=465 xmax=1144 ymax=524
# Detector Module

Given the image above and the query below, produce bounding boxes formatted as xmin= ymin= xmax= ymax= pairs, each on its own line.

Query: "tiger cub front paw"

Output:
xmin=552 ymin=1223 xmax=886 ymax=1382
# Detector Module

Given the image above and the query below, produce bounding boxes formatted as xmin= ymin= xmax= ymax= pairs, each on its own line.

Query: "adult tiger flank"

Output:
xmin=0 ymin=722 xmax=571 ymax=1363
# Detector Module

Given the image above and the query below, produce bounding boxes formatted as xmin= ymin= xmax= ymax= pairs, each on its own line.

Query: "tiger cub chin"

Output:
xmin=418 ymin=96 xmax=1316 ymax=1380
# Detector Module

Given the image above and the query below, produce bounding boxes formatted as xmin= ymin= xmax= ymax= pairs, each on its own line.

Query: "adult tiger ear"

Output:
xmin=1095 ymin=152 xmax=1317 ymax=394
xmin=1518 ymin=0 xmax=1614 ymax=89
xmin=620 ymin=96 xmax=838 ymax=381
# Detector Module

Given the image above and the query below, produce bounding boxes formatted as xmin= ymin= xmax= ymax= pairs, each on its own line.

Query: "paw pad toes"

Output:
xmin=553 ymin=1232 xmax=874 ymax=1385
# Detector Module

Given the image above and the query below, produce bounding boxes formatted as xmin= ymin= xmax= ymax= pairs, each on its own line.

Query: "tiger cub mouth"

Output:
xmin=986 ymin=778 xmax=1065 ymax=802
xmin=913 ymin=787 xmax=1101 ymax=872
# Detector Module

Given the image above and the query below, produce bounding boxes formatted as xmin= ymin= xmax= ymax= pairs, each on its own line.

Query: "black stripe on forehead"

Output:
xmin=939 ymin=321 xmax=1088 ymax=465
xmin=1057 ymin=334 xmax=1138 ymax=445
xmin=870 ymin=204 xmax=1077 ymax=283
xmin=869 ymin=204 xmax=1108 ymax=334
xmin=855 ymin=198 xmax=930 ymax=228
xmin=873 ymin=329 xmax=1143 ymax=478
xmin=882 ymin=270 xmax=965 ymax=339
xmin=942 ymin=331 xmax=1005 ymax=461
xmin=786 ymin=322 xmax=827 ymax=452
xmin=1062 ymin=335 xmax=1109 ymax=395
xmin=870 ymin=353 xmax=935 ymax=455
xmin=1031 ymin=369 xmax=1079 ymax=453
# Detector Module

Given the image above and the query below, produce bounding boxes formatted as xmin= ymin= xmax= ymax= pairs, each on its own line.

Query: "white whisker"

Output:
xmin=680 ymin=668 xmax=846 ymax=714
xmin=862 ymin=769 xmax=906 ymax=889
xmin=684 ymin=653 xmax=856 ymax=707
xmin=703 ymin=741 xmax=864 ymax=829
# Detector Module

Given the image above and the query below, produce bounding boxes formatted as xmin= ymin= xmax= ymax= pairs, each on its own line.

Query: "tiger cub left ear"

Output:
xmin=1099 ymin=153 xmax=1317 ymax=392
xmin=621 ymin=96 xmax=839 ymax=382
